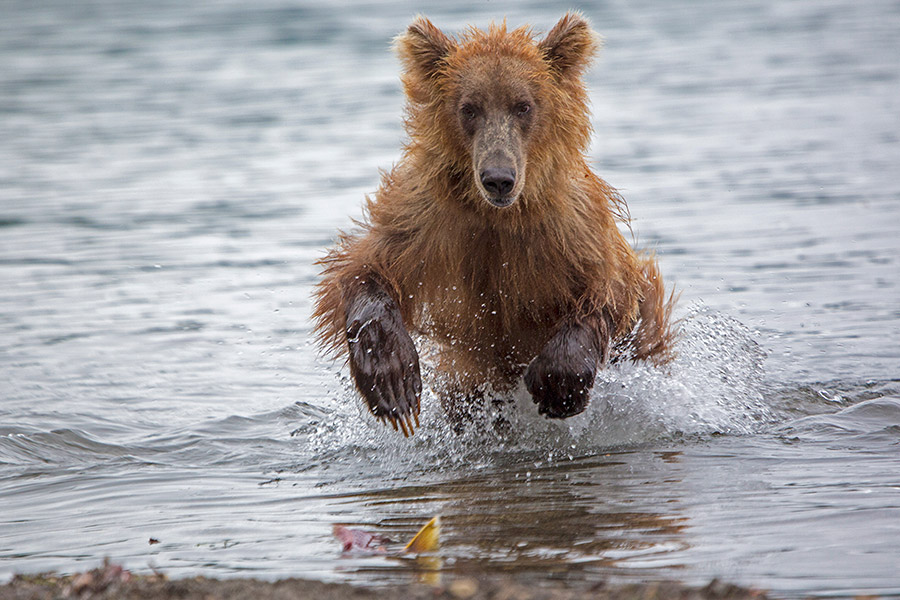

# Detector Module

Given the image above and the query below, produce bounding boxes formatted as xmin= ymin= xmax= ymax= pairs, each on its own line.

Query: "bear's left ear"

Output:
xmin=395 ymin=16 xmax=454 ymax=82
xmin=538 ymin=12 xmax=600 ymax=79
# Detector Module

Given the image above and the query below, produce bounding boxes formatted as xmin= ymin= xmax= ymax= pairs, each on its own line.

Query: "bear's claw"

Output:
xmin=345 ymin=281 xmax=422 ymax=435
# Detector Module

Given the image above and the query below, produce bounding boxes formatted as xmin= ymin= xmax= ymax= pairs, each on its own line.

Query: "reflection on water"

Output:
xmin=422 ymin=457 xmax=691 ymax=572
xmin=339 ymin=453 xmax=691 ymax=584
xmin=2 ymin=0 xmax=900 ymax=598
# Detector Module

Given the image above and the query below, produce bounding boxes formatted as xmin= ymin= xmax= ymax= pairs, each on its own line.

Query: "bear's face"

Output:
xmin=396 ymin=13 xmax=599 ymax=210
xmin=454 ymin=57 xmax=537 ymax=207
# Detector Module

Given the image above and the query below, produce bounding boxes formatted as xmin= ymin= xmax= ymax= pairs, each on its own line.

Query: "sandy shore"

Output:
xmin=2 ymin=562 xmax=768 ymax=600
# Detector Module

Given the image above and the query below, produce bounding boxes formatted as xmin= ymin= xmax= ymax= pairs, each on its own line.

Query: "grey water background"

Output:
xmin=2 ymin=0 xmax=899 ymax=597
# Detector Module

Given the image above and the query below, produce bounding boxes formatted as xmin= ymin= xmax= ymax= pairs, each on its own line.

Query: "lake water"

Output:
xmin=1 ymin=0 xmax=899 ymax=598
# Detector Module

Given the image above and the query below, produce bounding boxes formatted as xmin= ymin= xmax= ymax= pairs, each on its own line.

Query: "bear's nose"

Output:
xmin=480 ymin=168 xmax=516 ymax=198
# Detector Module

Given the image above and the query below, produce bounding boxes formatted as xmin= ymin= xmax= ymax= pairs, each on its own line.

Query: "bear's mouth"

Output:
xmin=486 ymin=194 xmax=516 ymax=208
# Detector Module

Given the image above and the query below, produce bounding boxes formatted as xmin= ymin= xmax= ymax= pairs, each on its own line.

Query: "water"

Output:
xmin=1 ymin=0 xmax=899 ymax=597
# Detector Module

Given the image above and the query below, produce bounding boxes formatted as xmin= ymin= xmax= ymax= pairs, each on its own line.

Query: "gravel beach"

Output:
xmin=2 ymin=562 xmax=768 ymax=600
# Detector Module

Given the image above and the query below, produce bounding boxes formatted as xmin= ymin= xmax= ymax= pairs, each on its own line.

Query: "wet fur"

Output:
xmin=313 ymin=13 xmax=676 ymax=431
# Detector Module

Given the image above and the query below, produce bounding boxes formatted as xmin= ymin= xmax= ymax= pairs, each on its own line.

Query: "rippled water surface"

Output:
xmin=2 ymin=1 xmax=899 ymax=598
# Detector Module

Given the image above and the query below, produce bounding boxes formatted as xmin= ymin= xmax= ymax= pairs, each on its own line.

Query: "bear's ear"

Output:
xmin=395 ymin=16 xmax=454 ymax=82
xmin=538 ymin=12 xmax=600 ymax=79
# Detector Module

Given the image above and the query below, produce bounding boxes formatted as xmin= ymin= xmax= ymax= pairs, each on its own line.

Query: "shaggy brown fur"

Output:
xmin=313 ymin=13 xmax=676 ymax=434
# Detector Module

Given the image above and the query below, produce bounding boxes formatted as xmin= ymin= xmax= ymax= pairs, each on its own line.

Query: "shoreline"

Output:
xmin=1 ymin=562 xmax=768 ymax=600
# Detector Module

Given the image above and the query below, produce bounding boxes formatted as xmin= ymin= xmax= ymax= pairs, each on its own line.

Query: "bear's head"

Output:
xmin=395 ymin=13 xmax=599 ymax=210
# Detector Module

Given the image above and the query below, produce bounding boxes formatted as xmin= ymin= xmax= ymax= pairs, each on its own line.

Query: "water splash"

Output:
xmin=303 ymin=303 xmax=774 ymax=470
xmin=577 ymin=303 xmax=774 ymax=444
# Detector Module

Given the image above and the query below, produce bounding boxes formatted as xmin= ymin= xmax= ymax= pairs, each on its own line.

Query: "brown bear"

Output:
xmin=313 ymin=13 xmax=676 ymax=436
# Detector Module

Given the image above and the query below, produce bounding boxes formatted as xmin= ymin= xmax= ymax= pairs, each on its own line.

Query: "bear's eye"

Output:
xmin=460 ymin=104 xmax=478 ymax=121
xmin=514 ymin=102 xmax=532 ymax=117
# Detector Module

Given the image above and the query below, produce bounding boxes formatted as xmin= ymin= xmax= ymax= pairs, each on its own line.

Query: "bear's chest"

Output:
xmin=414 ymin=242 xmax=572 ymax=360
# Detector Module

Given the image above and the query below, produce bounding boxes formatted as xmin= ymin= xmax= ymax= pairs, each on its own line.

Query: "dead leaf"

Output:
xmin=404 ymin=516 xmax=440 ymax=554
xmin=332 ymin=516 xmax=440 ymax=556
xmin=332 ymin=524 xmax=390 ymax=554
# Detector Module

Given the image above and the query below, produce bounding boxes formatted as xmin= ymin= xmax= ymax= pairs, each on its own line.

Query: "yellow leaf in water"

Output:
xmin=404 ymin=516 xmax=440 ymax=553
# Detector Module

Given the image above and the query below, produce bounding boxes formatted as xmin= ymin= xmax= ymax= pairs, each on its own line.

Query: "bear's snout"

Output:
xmin=480 ymin=167 xmax=516 ymax=206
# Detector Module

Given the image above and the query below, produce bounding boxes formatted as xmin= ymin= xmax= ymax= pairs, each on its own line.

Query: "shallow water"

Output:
xmin=2 ymin=0 xmax=899 ymax=598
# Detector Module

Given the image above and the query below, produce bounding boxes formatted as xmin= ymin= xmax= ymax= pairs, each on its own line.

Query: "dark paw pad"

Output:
xmin=525 ymin=362 xmax=594 ymax=419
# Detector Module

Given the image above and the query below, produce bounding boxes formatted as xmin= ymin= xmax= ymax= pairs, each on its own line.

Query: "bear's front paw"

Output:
xmin=525 ymin=316 xmax=607 ymax=419
xmin=347 ymin=314 xmax=422 ymax=435
xmin=524 ymin=356 xmax=594 ymax=419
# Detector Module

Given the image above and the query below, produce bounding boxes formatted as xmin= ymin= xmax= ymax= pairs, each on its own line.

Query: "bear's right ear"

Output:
xmin=538 ymin=12 xmax=599 ymax=79
xmin=395 ymin=16 xmax=454 ymax=83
